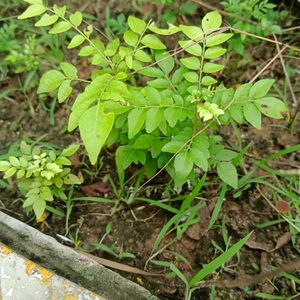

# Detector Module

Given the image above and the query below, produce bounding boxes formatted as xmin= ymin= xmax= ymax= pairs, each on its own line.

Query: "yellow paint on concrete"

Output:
xmin=24 ymin=259 xmax=53 ymax=286
xmin=0 ymin=244 xmax=12 ymax=256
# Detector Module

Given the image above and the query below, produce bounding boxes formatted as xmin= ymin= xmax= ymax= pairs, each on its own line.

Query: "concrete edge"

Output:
xmin=0 ymin=211 xmax=159 ymax=300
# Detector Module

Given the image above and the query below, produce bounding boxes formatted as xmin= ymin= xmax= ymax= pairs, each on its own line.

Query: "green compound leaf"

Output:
xmin=255 ymin=97 xmax=288 ymax=119
xmin=128 ymin=108 xmax=146 ymax=139
xmin=145 ymin=108 xmax=163 ymax=133
xmin=60 ymin=62 xmax=78 ymax=79
xmin=58 ymin=80 xmax=72 ymax=103
xmin=68 ymin=34 xmax=85 ymax=49
xmin=203 ymin=62 xmax=224 ymax=73
xmin=189 ymin=148 xmax=208 ymax=171
xmin=33 ymin=198 xmax=46 ymax=219
xmin=38 ymin=70 xmax=65 ymax=94
xmin=79 ymin=104 xmax=115 ymax=165
xmin=134 ymin=50 xmax=152 ymax=62
xmin=149 ymin=23 xmax=181 ymax=35
xmin=49 ymin=21 xmax=72 ymax=34
xmin=128 ymin=16 xmax=146 ymax=34
xmin=183 ymin=71 xmax=199 ymax=83
xmin=249 ymin=79 xmax=275 ymax=99
xmin=18 ymin=4 xmax=46 ymax=19
xmin=216 ymin=149 xmax=238 ymax=161
xmin=217 ymin=161 xmax=238 ymax=189
xmin=123 ymin=30 xmax=139 ymax=47
xmin=243 ymin=102 xmax=261 ymax=129
xmin=201 ymin=75 xmax=217 ymax=86
xmin=178 ymin=40 xmax=202 ymax=56
xmin=69 ymin=11 xmax=83 ymax=27
xmin=174 ymin=151 xmax=193 ymax=179
xmin=180 ymin=57 xmax=200 ymax=70
xmin=35 ymin=13 xmax=59 ymax=27
xmin=206 ymin=33 xmax=233 ymax=47
xmin=141 ymin=34 xmax=166 ymax=50
xmin=156 ymin=51 xmax=175 ymax=75
xmin=179 ymin=25 xmax=203 ymax=40
xmin=202 ymin=11 xmax=222 ymax=33
xmin=204 ymin=46 xmax=226 ymax=59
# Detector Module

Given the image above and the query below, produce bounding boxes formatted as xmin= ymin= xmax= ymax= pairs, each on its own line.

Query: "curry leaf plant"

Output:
xmin=0 ymin=142 xmax=81 ymax=218
xmin=18 ymin=1 xmax=288 ymax=189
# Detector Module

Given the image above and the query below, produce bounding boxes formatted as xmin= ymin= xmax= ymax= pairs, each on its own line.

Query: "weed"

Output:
xmin=0 ymin=142 xmax=82 ymax=218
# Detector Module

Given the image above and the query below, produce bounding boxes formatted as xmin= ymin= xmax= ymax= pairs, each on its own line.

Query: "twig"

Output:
xmin=273 ymin=34 xmax=297 ymax=106
xmin=249 ymin=46 xmax=287 ymax=83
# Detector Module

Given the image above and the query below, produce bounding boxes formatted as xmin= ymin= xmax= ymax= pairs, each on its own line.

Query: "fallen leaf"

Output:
xmin=69 ymin=154 xmax=81 ymax=167
xmin=246 ymin=239 xmax=273 ymax=252
xmin=271 ymin=232 xmax=291 ymax=252
xmin=80 ymin=181 xmax=111 ymax=196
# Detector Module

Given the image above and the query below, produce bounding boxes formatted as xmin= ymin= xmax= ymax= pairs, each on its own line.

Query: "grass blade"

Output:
xmin=188 ymin=232 xmax=252 ymax=288
xmin=209 ymin=183 xmax=227 ymax=229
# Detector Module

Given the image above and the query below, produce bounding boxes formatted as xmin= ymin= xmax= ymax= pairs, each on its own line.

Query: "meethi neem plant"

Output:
xmin=13 ymin=0 xmax=288 ymax=191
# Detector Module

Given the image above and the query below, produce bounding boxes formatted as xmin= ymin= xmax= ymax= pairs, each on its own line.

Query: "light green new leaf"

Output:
xmin=105 ymin=39 xmax=120 ymax=56
xmin=174 ymin=151 xmax=193 ymax=179
xmin=180 ymin=57 xmax=200 ymax=70
xmin=178 ymin=40 xmax=202 ymax=56
xmin=49 ymin=21 xmax=72 ymax=34
xmin=243 ymin=102 xmax=261 ymax=129
xmin=64 ymin=174 xmax=82 ymax=184
xmin=128 ymin=16 xmax=146 ymax=34
xmin=33 ymin=198 xmax=46 ymax=219
xmin=249 ymin=79 xmax=275 ymax=99
xmin=145 ymin=108 xmax=163 ymax=133
xmin=58 ymin=80 xmax=72 ymax=103
xmin=128 ymin=108 xmax=146 ymax=138
xmin=69 ymin=12 xmax=83 ymax=27
xmin=217 ymin=161 xmax=238 ymax=189
xmin=188 ymin=232 xmax=251 ymax=287
xmin=206 ymin=33 xmax=233 ymax=47
xmin=179 ymin=25 xmax=203 ymax=40
xmin=202 ymin=11 xmax=222 ymax=33
xmin=124 ymin=30 xmax=139 ymax=47
xmin=149 ymin=23 xmax=181 ymax=35
xmin=61 ymin=144 xmax=80 ymax=157
xmin=255 ymin=97 xmax=288 ymax=119
xmin=68 ymin=34 xmax=85 ymax=49
xmin=35 ymin=13 xmax=59 ymax=27
xmin=38 ymin=70 xmax=65 ymax=94
xmin=24 ymin=0 xmax=43 ymax=4
xmin=79 ymin=105 xmax=115 ymax=165
xmin=139 ymin=67 xmax=164 ymax=78
xmin=60 ymin=62 xmax=78 ymax=79
xmin=204 ymin=46 xmax=226 ymax=59
xmin=141 ymin=34 xmax=166 ymax=50
xmin=0 ymin=161 xmax=11 ymax=171
xmin=18 ymin=4 xmax=46 ymax=19
xmin=203 ymin=62 xmax=224 ymax=73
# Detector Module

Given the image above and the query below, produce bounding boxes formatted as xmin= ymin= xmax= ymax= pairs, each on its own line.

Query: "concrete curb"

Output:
xmin=0 ymin=211 xmax=159 ymax=300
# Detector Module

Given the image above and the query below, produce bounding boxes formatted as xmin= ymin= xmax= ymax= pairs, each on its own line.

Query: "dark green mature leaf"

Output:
xmin=249 ymin=79 xmax=274 ymax=99
xmin=217 ymin=161 xmax=238 ymax=188
xmin=255 ymin=97 xmax=287 ymax=119
xmin=128 ymin=108 xmax=146 ymax=138
xmin=243 ymin=102 xmax=261 ymax=129
xmin=38 ymin=70 xmax=65 ymax=94
xmin=79 ymin=104 xmax=114 ymax=165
